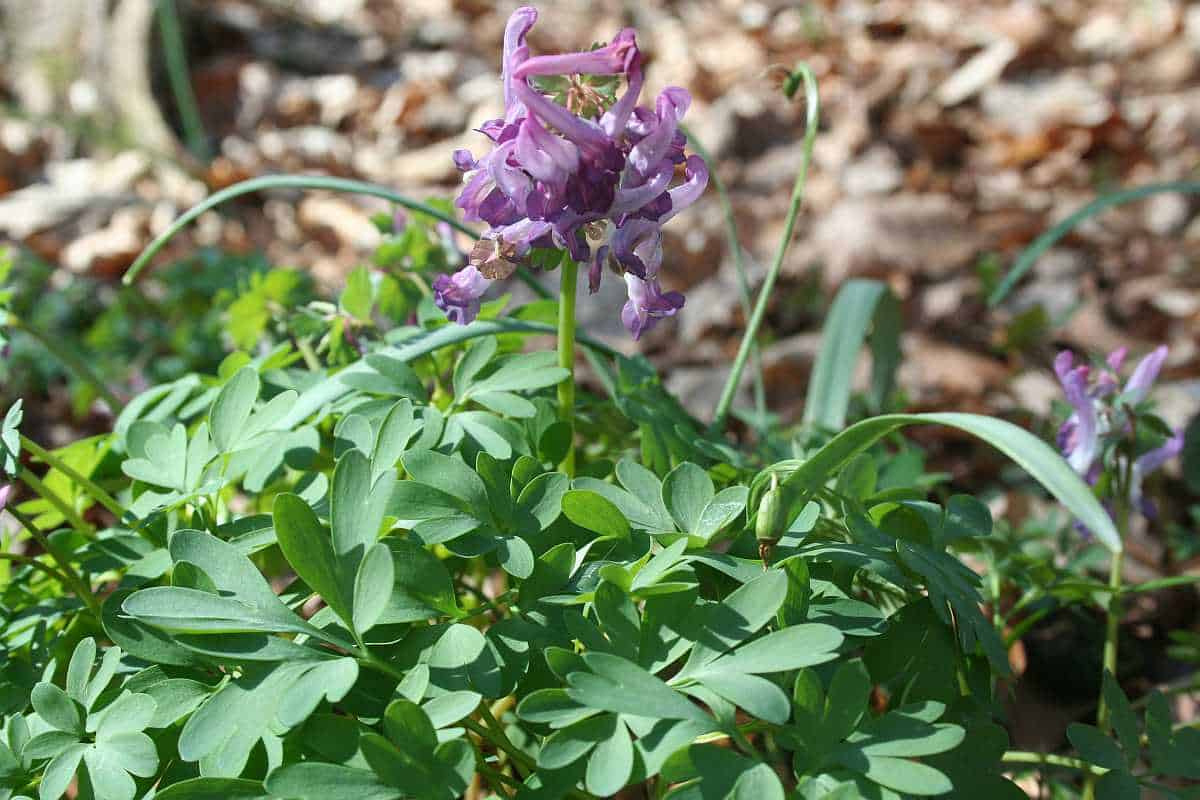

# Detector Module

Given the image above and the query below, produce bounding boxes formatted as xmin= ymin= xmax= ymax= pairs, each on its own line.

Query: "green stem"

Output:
xmin=20 ymin=435 xmax=124 ymax=518
xmin=712 ymin=63 xmax=820 ymax=430
xmin=155 ymin=0 xmax=210 ymax=160
xmin=475 ymin=763 xmax=518 ymax=797
xmin=1096 ymin=548 xmax=1125 ymax=732
xmin=680 ymin=123 xmax=767 ymax=426
xmin=7 ymin=315 xmax=125 ymax=412
xmin=19 ymin=467 xmax=94 ymax=535
xmin=463 ymin=718 xmax=535 ymax=775
xmin=556 ymin=259 xmax=579 ymax=477
xmin=6 ymin=504 xmax=100 ymax=616
xmin=295 ymin=337 xmax=322 ymax=372
xmin=120 ymin=174 xmax=552 ymax=300
xmin=1002 ymin=750 xmax=1108 ymax=776
xmin=0 ymin=551 xmax=80 ymax=588
xmin=1085 ymin=469 xmax=1129 ymax=800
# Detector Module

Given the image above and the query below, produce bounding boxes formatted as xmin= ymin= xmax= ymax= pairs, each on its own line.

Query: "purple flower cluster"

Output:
xmin=1055 ymin=345 xmax=1183 ymax=518
xmin=432 ymin=6 xmax=708 ymax=339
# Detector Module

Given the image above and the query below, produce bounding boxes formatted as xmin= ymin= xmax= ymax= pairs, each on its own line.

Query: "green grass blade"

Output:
xmin=988 ymin=180 xmax=1200 ymax=306
xmin=802 ymin=279 xmax=900 ymax=431
xmin=121 ymin=174 xmax=552 ymax=299
xmin=761 ymin=412 xmax=1121 ymax=552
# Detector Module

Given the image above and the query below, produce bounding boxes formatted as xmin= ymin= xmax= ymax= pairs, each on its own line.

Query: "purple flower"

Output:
xmin=439 ymin=5 xmax=708 ymax=338
xmin=621 ymin=273 xmax=684 ymax=340
xmin=1055 ymin=351 xmax=1100 ymax=476
xmin=0 ymin=484 xmax=9 ymax=514
xmin=433 ymin=266 xmax=489 ymax=324
xmin=1123 ymin=345 xmax=1167 ymax=404
xmin=1054 ymin=346 xmax=1183 ymax=535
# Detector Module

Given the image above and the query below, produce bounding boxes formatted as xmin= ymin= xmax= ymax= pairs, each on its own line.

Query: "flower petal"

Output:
xmin=1124 ymin=345 xmax=1168 ymax=403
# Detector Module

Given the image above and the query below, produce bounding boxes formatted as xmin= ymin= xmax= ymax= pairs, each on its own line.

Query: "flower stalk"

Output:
xmin=712 ymin=63 xmax=819 ymax=430
xmin=19 ymin=434 xmax=124 ymax=519
xmin=557 ymin=259 xmax=579 ymax=476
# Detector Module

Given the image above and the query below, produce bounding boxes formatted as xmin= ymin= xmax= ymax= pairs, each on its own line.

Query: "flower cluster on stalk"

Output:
xmin=1055 ymin=345 xmax=1183 ymax=522
xmin=433 ymin=6 xmax=708 ymax=339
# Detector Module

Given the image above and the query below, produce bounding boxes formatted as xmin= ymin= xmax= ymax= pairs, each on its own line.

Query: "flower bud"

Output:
xmin=756 ymin=476 xmax=788 ymax=566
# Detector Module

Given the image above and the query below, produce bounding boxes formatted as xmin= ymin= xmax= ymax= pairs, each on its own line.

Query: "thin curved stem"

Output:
xmin=121 ymin=174 xmax=553 ymax=300
xmin=712 ymin=63 xmax=820 ymax=430
xmin=6 ymin=504 xmax=100 ymax=616
xmin=0 ymin=551 xmax=79 ymax=588
xmin=557 ymin=259 xmax=579 ymax=477
xmin=18 ymin=467 xmax=93 ymax=535
xmin=1002 ymin=750 xmax=1108 ymax=776
xmin=680 ymin=123 xmax=767 ymax=425
xmin=20 ymin=435 xmax=124 ymax=518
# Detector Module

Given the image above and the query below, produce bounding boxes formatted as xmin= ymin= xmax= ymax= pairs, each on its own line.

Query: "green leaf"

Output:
xmin=40 ymin=744 xmax=86 ymax=800
xmin=695 ymin=671 xmax=791 ymax=724
xmin=683 ymin=569 xmax=787 ymax=672
xmin=210 ymin=367 xmax=260 ymax=453
xmin=538 ymin=421 xmax=573 ymax=463
xmin=766 ymin=412 xmax=1123 ymax=552
xmin=155 ymin=777 xmax=275 ymax=799
xmin=64 ymin=638 xmax=96 ymax=705
xmin=372 ymin=399 xmax=421 ymax=479
xmin=495 ymin=535 xmax=535 ymax=579
xmin=516 ymin=471 xmax=569 ymax=530
xmin=700 ymin=624 xmax=843 ymax=675
xmin=180 ymin=660 xmax=357 ymax=777
xmin=353 ymin=542 xmax=395 ymax=633
xmin=859 ymin=754 xmax=953 ymax=796
xmin=31 ymin=684 xmax=82 ymax=734
xmin=567 ymin=653 xmax=711 ymax=724
xmin=803 ymin=279 xmax=900 ymax=429
xmin=341 ymin=265 xmax=375 ymax=321
xmin=1101 ymin=673 xmax=1139 ymax=766
xmin=1095 ymin=770 xmax=1141 ymax=800
xmin=692 ymin=486 xmax=749 ymax=542
xmin=403 ymin=449 xmax=490 ymax=519
xmin=134 ymin=529 xmax=349 ymax=645
xmin=122 ymin=422 xmax=188 ymax=491
xmin=422 ymin=691 xmax=481 ymax=729
xmin=539 ymin=714 xmax=615 ymax=769
xmin=274 ymin=493 xmax=350 ymax=623
xmin=586 ymin=720 xmax=634 ymax=796
xmin=463 ymin=352 xmax=568 ymax=398
xmin=90 ymin=692 xmax=157 ymax=738
xmin=1067 ymin=723 xmax=1125 ymax=770
xmin=824 ymin=659 xmax=871 ymax=743
xmin=382 ymin=538 xmax=459 ymax=622
xmin=1 ymin=399 xmax=22 ymax=476
xmin=776 ymin=556 xmax=811 ymax=628
xmin=661 ymin=744 xmax=783 ymax=800
xmin=616 ymin=458 xmax=674 ymax=530
xmin=562 ymin=490 xmax=630 ymax=541
xmin=383 ymin=699 xmax=438 ymax=754
xmin=662 ymin=462 xmax=714 ymax=533
xmin=332 ymin=450 xmax=392 ymax=560
xmin=266 ymin=763 xmax=400 ymax=800
xmin=452 ymin=337 xmax=498 ymax=393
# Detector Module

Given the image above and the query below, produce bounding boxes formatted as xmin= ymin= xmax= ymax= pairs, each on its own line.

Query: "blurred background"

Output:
xmin=2 ymin=0 xmax=1199 ymax=416
xmin=1 ymin=0 xmax=1199 ymax=765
